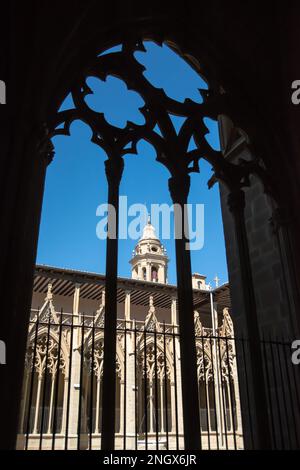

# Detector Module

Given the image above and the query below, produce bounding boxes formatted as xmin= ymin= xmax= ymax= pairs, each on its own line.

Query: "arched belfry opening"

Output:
xmin=3 ymin=16 xmax=300 ymax=452
xmin=130 ymin=217 xmax=168 ymax=284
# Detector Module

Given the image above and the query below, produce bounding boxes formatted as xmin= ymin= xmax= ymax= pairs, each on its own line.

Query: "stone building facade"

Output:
xmin=16 ymin=221 xmax=243 ymax=450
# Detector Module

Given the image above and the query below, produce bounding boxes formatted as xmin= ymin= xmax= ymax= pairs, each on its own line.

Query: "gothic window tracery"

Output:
xmin=48 ymin=39 xmax=274 ymax=201
xmin=32 ymin=37 xmax=253 ymax=447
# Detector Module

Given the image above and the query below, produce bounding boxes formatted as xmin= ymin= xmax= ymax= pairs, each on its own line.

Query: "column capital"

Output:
xmin=37 ymin=123 xmax=55 ymax=166
xmin=105 ymin=157 xmax=124 ymax=187
xmin=168 ymin=173 xmax=190 ymax=204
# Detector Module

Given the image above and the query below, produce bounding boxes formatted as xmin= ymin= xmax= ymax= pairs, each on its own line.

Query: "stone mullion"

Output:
xmin=119 ymin=380 xmax=125 ymax=435
xmin=94 ymin=376 xmax=101 ymax=434
xmin=101 ymin=156 xmax=124 ymax=450
xmin=61 ymin=377 xmax=69 ymax=434
xmin=206 ymin=380 xmax=212 ymax=433
xmin=168 ymin=174 xmax=201 ymax=450
xmin=170 ymin=382 xmax=176 ymax=434
xmin=230 ymin=340 xmax=243 ymax=446
xmin=228 ymin=188 xmax=271 ymax=449
xmin=47 ymin=374 xmax=55 ymax=434
xmin=148 ymin=382 xmax=154 ymax=434
xmin=160 ymin=379 xmax=164 ymax=433
xmin=33 ymin=373 xmax=43 ymax=434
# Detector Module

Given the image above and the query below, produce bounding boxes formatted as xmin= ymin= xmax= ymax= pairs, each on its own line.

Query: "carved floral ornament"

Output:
xmin=45 ymin=39 xmax=276 ymax=198
xmin=84 ymin=339 xmax=122 ymax=380
xmin=137 ymin=343 xmax=171 ymax=381
xmin=25 ymin=335 xmax=66 ymax=378
xmin=193 ymin=308 xmax=236 ymax=381
xmin=26 ymin=287 xmax=235 ymax=382
xmin=26 ymin=324 xmax=234 ymax=383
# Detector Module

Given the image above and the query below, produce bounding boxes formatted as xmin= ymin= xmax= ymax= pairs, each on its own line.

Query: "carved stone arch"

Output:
xmin=39 ymin=17 xmax=279 ymax=205
xmin=219 ymin=307 xmax=234 ymax=338
xmin=218 ymin=337 xmax=236 ymax=382
xmin=27 ymin=325 xmax=69 ymax=363
xmin=44 ymin=14 xmax=279 ymax=162
xmin=43 ymin=19 xmax=221 ymax=125
xmin=28 ymin=329 xmax=67 ymax=378
xmin=28 ymin=332 xmax=68 ymax=377
xmin=195 ymin=342 xmax=212 ymax=382
xmin=194 ymin=311 xmax=204 ymax=337
xmin=137 ymin=335 xmax=173 ymax=381
xmin=85 ymin=331 xmax=123 ymax=379
xmin=28 ymin=292 xmax=59 ymax=339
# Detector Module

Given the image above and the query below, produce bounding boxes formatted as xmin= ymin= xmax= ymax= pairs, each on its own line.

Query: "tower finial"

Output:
xmin=46 ymin=283 xmax=53 ymax=301
xmin=130 ymin=217 xmax=168 ymax=284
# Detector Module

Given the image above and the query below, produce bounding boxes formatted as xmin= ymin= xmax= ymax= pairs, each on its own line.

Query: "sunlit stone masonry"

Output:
xmin=17 ymin=220 xmax=243 ymax=450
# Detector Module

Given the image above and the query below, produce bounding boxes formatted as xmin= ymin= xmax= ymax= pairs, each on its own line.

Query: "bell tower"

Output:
xmin=130 ymin=217 xmax=169 ymax=284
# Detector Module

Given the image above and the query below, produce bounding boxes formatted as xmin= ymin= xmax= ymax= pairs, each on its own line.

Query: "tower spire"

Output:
xmin=130 ymin=220 xmax=169 ymax=284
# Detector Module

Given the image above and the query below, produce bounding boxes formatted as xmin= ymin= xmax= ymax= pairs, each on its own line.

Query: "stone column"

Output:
xmin=227 ymin=189 xmax=271 ymax=448
xmin=125 ymin=327 xmax=136 ymax=449
xmin=231 ymin=341 xmax=244 ymax=448
xmin=160 ymin=380 xmax=164 ymax=433
xmin=119 ymin=380 xmax=125 ymax=435
xmin=94 ymin=376 xmax=101 ymax=434
xmin=168 ymin=174 xmax=201 ymax=449
xmin=146 ymin=262 xmax=151 ymax=282
xmin=210 ymin=292 xmax=218 ymax=334
xmin=124 ymin=290 xmax=131 ymax=323
xmin=47 ymin=375 xmax=55 ymax=433
xmin=73 ymin=283 xmax=81 ymax=321
xmin=158 ymin=265 xmax=164 ymax=283
xmin=61 ymin=377 xmax=69 ymax=434
xmin=149 ymin=382 xmax=154 ymax=433
xmin=67 ymin=284 xmax=82 ymax=447
xmin=174 ymin=337 xmax=184 ymax=448
xmin=101 ymin=156 xmax=124 ymax=451
xmin=171 ymin=291 xmax=179 ymax=444
xmin=210 ymin=292 xmax=225 ymax=448
xmin=271 ymin=207 xmax=300 ymax=336
xmin=171 ymin=297 xmax=177 ymax=328
xmin=19 ymin=369 xmax=30 ymax=433
xmin=205 ymin=381 xmax=212 ymax=432
xmin=170 ymin=382 xmax=176 ymax=434
xmin=33 ymin=374 xmax=43 ymax=434
xmin=101 ymin=288 xmax=105 ymax=307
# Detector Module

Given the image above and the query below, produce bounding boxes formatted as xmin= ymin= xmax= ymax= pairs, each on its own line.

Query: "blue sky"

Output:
xmin=37 ymin=41 xmax=228 ymax=286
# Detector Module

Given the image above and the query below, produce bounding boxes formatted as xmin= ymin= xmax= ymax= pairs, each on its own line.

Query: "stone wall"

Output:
xmin=217 ymin=133 xmax=299 ymax=448
xmin=219 ymin=150 xmax=295 ymax=339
